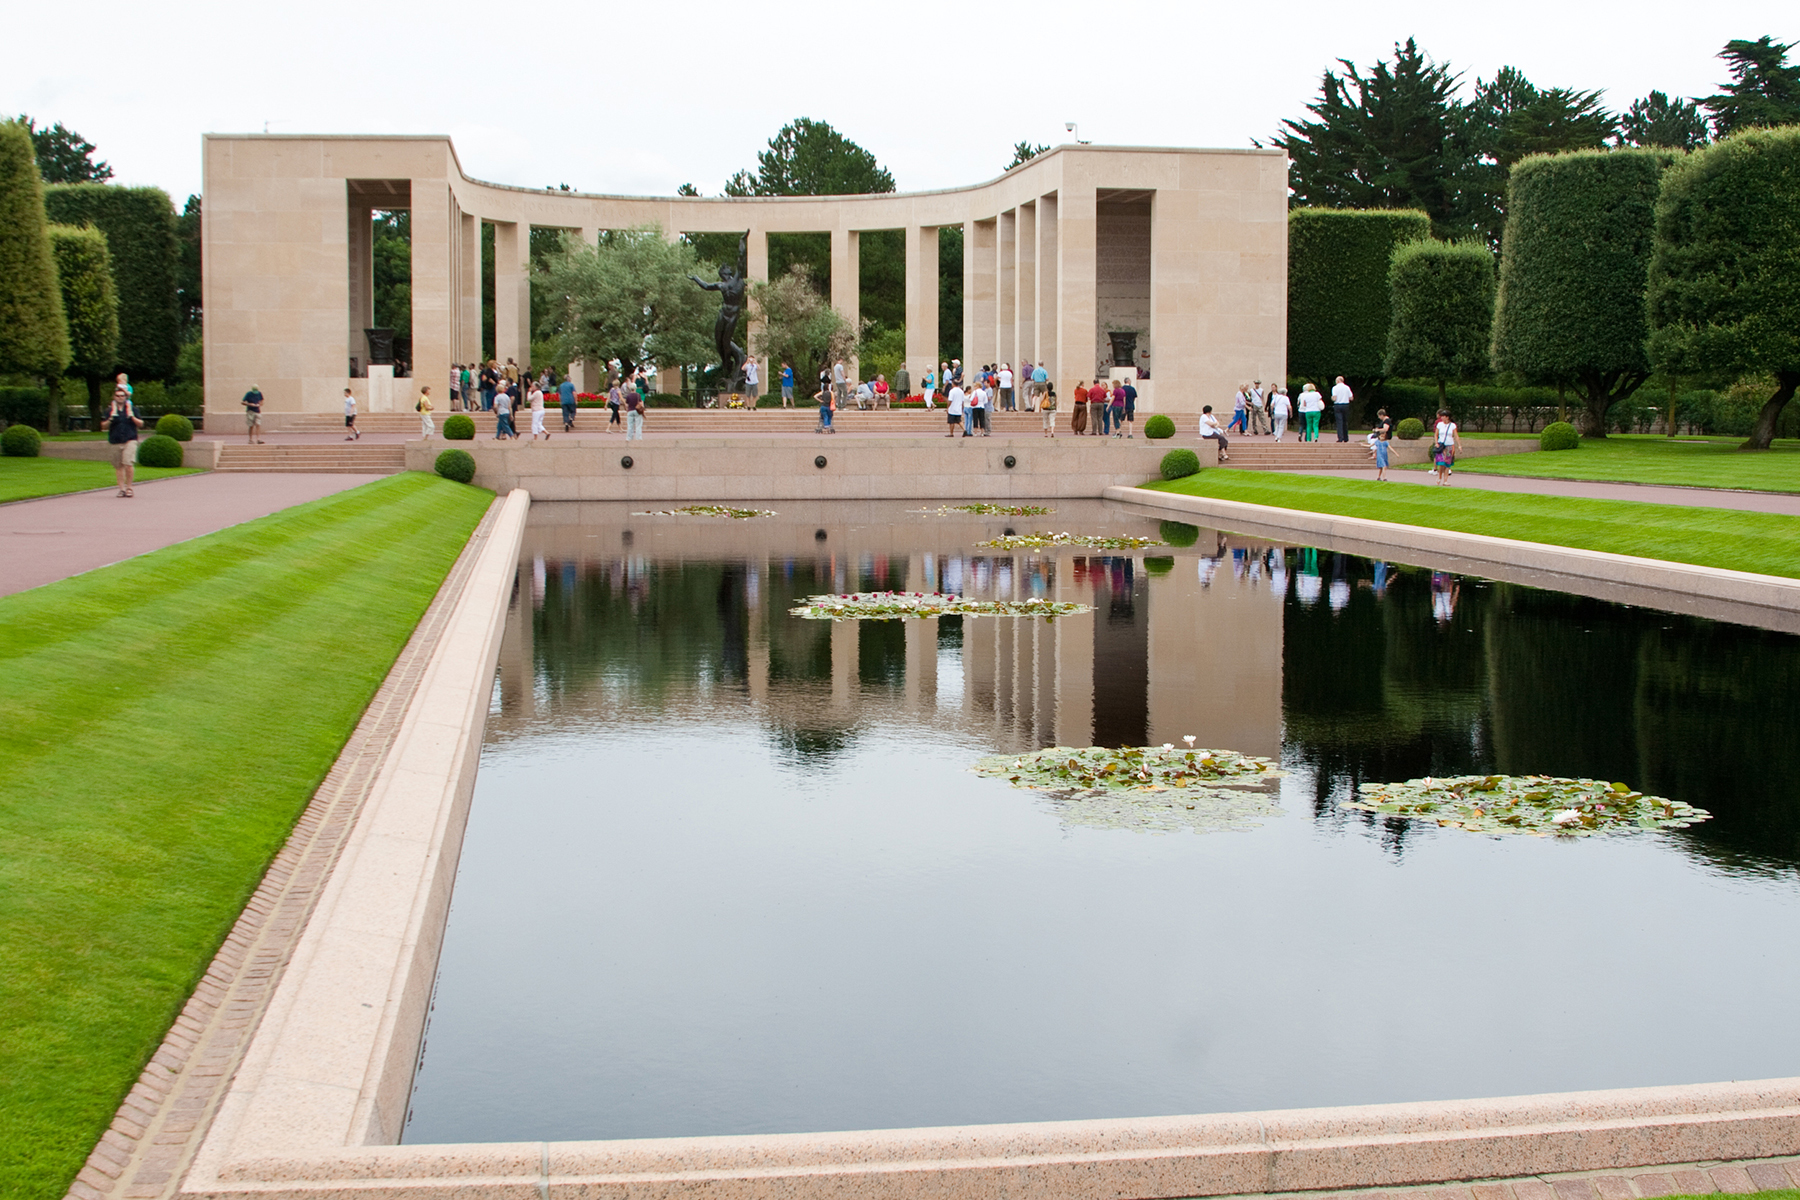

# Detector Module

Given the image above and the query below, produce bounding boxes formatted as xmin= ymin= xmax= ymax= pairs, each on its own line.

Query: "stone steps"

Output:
xmin=215 ymin=445 xmax=407 ymax=473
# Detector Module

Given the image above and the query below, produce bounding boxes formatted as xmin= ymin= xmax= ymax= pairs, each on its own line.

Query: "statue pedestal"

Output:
xmin=368 ymin=365 xmax=395 ymax=413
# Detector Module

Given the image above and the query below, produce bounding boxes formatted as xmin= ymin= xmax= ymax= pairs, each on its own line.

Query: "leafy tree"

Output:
xmin=533 ymin=227 xmax=715 ymax=376
xmin=371 ymin=209 xmax=410 ymax=340
xmin=1288 ymin=208 xmax=1431 ymax=393
xmin=1384 ymin=239 xmax=1494 ymax=408
xmin=1006 ymin=142 xmax=1048 ymax=171
xmin=1647 ymin=126 xmax=1800 ymax=450
xmin=15 ymin=115 xmax=111 ymax=184
xmin=1462 ymin=68 xmax=1617 ymax=246
xmin=749 ymin=265 xmax=858 ymax=389
xmin=43 ymin=183 xmax=180 ymax=389
xmin=0 ymin=121 xmax=70 ymax=387
xmin=1618 ymin=91 xmax=1710 ymax=150
xmin=1491 ymin=148 xmax=1672 ymax=437
xmin=724 ymin=118 xmax=895 ymax=197
xmin=1703 ymin=37 xmax=1800 ymax=138
xmin=46 ymin=224 xmax=118 ymax=432
xmin=1269 ymin=39 xmax=1476 ymax=239
xmin=175 ymin=194 xmax=202 ymax=341
xmin=938 ymin=223 xmax=963 ymax=364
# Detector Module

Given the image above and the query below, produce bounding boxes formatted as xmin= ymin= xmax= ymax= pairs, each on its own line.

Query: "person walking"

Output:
xmin=343 ymin=387 xmax=360 ymax=440
xmin=1331 ymin=375 xmax=1354 ymax=442
xmin=494 ymin=383 xmax=514 ymax=439
xmin=1229 ymin=385 xmax=1248 ymax=434
xmin=1432 ymin=408 xmax=1459 ymax=485
xmin=1039 ymin=384 xmax=1058 ymax=437
xmin=449 ymin=364 xmax=463 ymax=411
xmin=1109 ymin=380 xmax=1127 ymax=437
xmin=1298 ymin=383 xmax=1323 ymax=442
xmin=241 ymin=384 xmax=265 ymax=444
xmin=816 ymin=382 xmax=836 ymax=434
xmin=998 ymin=363 xmax=1014 ymax=411
xmin=1121 ymin=377 xmax=1138 ymax=437
xmin=945 ymin=381 xmax=966 ymax=437
xmin=1372 ymin=407 xmax=1393 ymax=480
xmin=461 ymin=364 xmax=474 ymax=414
xmin=624 ymin=385 xmax=645 ymax=440
xmin=919 ymin=365 xmax=936 ymax=409
xmin=1271 ymin=387 xmax=1292 ymax=441
xmin=104 ymin=384 xmax=143 ymax=496
xmin=528 ymin=381 xmax=550 ymax=441
xmin=780 ymin=361 xmax=795 ymax=407
xmin=416 ymin=386 xmax=435 ymax=437
xmin=1198 ymin=404 xmax=1231 ymax=461
xmin=559 ymin=375 xmax=577 ymax=432
xmin=606 ymin=379 xmax=622 ymax=433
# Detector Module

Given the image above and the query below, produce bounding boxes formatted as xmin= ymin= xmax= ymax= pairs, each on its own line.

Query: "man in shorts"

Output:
xmin=343 ymin=388 xmax=360 ymax=440
xmin=242 ymin=385 xmax=264 ymax=443
xmin=105 ymin=385 xmax=143 ymax=496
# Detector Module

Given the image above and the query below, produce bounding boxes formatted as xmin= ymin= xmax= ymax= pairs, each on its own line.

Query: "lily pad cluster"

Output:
xmin=1344 ymin=775 xmax=1712 ymax=837
xmin=630 ymin=505 xmax=776 ymax=519
xmin=913 ymin=503 xmax=1057 ymax=516
xmin=789 ymin=591 xmax=1092 ymax=621
xmin=976 ymin=532 xmax=1166 ymax=551
xmin=973 ymin=743 xmax=1285 ymax=834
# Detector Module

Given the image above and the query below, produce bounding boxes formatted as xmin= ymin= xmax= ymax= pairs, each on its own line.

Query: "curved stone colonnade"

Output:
xmin=201 ymin=135 xmax=1287 ymax=419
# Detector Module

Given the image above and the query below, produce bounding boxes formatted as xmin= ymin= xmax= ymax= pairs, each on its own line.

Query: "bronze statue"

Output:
xmin=690 ymin=233 xmax=748 ymax=391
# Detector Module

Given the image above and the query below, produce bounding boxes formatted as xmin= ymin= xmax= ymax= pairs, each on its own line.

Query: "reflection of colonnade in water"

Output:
xmin=491 ymin=530 xmax=1286 ymax=759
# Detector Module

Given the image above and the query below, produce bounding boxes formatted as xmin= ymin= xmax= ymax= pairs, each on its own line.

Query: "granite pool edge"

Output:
xmin=1104 ymin=486 xmax=1800 ymax=633
xmin=179 ymin=485 xmax=1799 ymax=1200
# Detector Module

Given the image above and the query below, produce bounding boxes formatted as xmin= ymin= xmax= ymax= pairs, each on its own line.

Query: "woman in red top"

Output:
xmin=874 ymin=375 xmax=890 ymax=408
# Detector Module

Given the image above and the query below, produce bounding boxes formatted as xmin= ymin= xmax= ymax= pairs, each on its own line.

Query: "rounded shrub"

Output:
xmin=1395 ymin=417 xmax=1426 ymax=441
xmin=1159 ymin=520 xmax=1200 ymax=548
xmin=1143 ymin=555 xmax=1175 ymax=576
xmin=2 ymin=424 xmax=43 ymax=457
xmin=1539 ymin=421 xmax=1580 ymax=451
xmin=1143 ymin=413 xmax=1176 ymax=440
xmin=155 ymin=413 xmax=194 ymax=441
xmin=136 ymin=434 xmax=183 ymax=468
xmin=434 ymin=448 xmax=476 ymax=484
xmin=442 ymin=414 xmax=476 ymax=440
xmin=1159 ymin=447 xmax=1201 ymax=480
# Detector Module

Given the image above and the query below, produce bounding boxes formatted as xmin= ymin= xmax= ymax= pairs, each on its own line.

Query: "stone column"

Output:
xmin=1038 ymin=192 xmax=1059 ymax=380
xmin=492 ymin=221 xmax=530 ymax=371
xmin=830 ymin=617 xmax=857 ymax=709
xmin=745 ymin=229 xmax=768 ymax=399
xmin=831 ymin=228 xmax=859 ymax=379
xmin=460 ymin=213 xmax=482 ymax=366
xmin=1053 ymin=555 xmax=1094 ymax=748
xmin=904 ymin=225 xmax=939 ymax=387
xmin=408 ymin=179 xmax=453 ymax=407
xmin=964 ymin=218 xmax=997 ymax=374
xmin=1016 ymin=202 xmax=1037 ymax=370
xmin=903 ymin=614 xmax=937 ymax=713
xmin=1056 ymin=185 xmax=1096 ymax=395
xmin=998 ymin=209 xmax=1017 ymax=370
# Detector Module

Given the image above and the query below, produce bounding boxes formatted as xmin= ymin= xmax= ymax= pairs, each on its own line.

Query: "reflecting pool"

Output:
xmin=404 ymin=500 xmax=1800 ymax=1145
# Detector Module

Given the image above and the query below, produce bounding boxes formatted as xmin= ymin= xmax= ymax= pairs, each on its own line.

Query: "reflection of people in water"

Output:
xmin=1431 ymin=571 xmax=1460 ymax=624
xmin=1196 ymin=533 xmax=1229 ymax=588
xmin=1295 ymin=547 xmax=1322 ymax=606
xmin=1371 ymin=560 xmax=1390 ymax=599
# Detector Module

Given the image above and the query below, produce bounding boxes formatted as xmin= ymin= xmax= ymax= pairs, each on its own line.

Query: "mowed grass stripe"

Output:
xmin=1142 ymin=469 xmax=1800 ymax=579
xmin=0 ymin=472 xmax=493 ymax=1200
xmin=1433 ymin=434 xmax=1800 ymax=492
xmin=0 ymin=456 xmax=203 ymax=503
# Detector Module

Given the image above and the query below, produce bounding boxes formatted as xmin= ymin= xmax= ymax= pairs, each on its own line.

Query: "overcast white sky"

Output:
xmin=7 ymin=0 xmax=1796 ymax=203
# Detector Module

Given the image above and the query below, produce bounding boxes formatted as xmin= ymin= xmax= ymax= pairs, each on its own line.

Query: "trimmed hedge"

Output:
xmin=1289 ymin=208 xmax=1430 ymax=384
xmin=3 ymin=423 xmax=44 ymax=457
xmin=1159 ymin=520 xmax=1200 ymax=547
xmin=135 ymin=433 xmax=182 ymax=468
xmin=1385 ymin=238 xmax=1494 ymax=394
xmin=442 ymin=414 xmax=476 ymax=440
xmin=1143 ymin=413 xmax=1176 ymax=440
xmin=434 ymin=448 xmax=476 ymax=483
xmin=1539 ymin=421 xmax=1580 ymax=450
xmin=0 ymin=121 xmax=70 ymax=379
xmin=48 ymin=224 xmax=118 ymax=385
xmin=1395 ymin=417 xmax=1426 ymax=441
xmin=1160 ymin=448 xmax=1201 ymax=480
xmin=1143 ymin=556 xmax=1175 ymax=576
xmin=155 ymin=413 xmax=193 ymax=441
xmin=44 ymin=183 xmax=181 ymax=381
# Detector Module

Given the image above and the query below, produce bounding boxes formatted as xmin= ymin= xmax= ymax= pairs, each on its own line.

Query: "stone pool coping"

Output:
xmin=121 ymin=485 xmax=1797 ymax=1199
xmin=1105 ymin=486 xmax=1800 ymax=634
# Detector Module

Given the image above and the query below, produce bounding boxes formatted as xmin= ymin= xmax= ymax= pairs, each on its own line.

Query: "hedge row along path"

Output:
xmin=0 ymin=470 xmax=387 ymax=596
xmin=0 ymin=473 xmax=494 ymax=1200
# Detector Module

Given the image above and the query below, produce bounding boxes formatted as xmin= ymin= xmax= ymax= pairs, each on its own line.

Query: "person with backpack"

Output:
xmin=105 ymin=385 xmax=144 ymax=497
xmin=416 ymin=386 xmax=435 ymax=437
xmin=1039 ymin=384 xmax=1058 ymax=438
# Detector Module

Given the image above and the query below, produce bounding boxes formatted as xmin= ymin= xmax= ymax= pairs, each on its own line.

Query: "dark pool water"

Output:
xmin=403 ymin=500 xmax=1800 ymax=1145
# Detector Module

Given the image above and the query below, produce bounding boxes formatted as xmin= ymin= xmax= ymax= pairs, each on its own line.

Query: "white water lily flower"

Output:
xmin=1183 ymin=735 xmax=1197 ymax=747
xmin=1552 ymin=809 xmax=1582 ymax=826
xmin=1160 ymin=743 xmax=1174 ymax=751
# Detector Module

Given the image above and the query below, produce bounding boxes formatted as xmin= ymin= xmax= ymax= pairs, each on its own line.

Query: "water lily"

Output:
xmin=1552 ymin=809 xmax=1582 ymax=826
xmin=1183 ymin=735 xmax=1196 ymax=747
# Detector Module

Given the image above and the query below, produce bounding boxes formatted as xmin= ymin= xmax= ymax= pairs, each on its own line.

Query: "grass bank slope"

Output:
xmin=1441 ymin=435 xmax=1800 ymax=492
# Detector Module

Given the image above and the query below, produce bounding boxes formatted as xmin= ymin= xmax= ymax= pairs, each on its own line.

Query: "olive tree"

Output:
xmin=0 ymin=120 xmax=70 ymax=389
xmin=750 ymin=266 xmax=858 ymax=394
xmin=1647 ymin=126 xmax=1800 ymax=451
xmin=47 ymin=224 xmax=118 ymax=432
xmin=1384 ymin=238 xmax=1495 ymax=408
xmin=1490 ymin=148 xmax=1673 ymax=436
xmin=533 ymin=226 xmax=715 ymax=377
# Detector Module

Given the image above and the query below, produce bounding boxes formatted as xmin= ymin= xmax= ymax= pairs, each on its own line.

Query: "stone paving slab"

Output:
xmin=0 ymin=472 xmax=385 ymax=597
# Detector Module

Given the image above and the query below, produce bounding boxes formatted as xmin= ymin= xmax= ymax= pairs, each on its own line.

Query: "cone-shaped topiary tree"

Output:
xmin=47 ymin=224 xmax=118 ymax=433
xmin=1490 ymin=148 xmax=1674 ymax=437
xmin=1385 ymin=238 xmax=1495 ymax=409
xmin=0 ymin=120 xmax=70 ymax=392
xmin=1647 ymin=126 xmax=1800 ymax=451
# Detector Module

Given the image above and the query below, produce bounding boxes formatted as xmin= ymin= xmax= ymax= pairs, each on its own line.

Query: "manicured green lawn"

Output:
xmin=0 ymin=456 xmax=202 ymax=503
xmin=1142 ymin=469 xmax=1800 ymax=578
xmin=0 ymin=473 xmax=493 ymax=1200
xmin=1434 ymin=434 xmax=1800 ymax=492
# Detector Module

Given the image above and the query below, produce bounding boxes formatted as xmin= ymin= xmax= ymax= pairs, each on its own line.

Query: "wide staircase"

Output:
xmin=214 ymin=444 xmax=408 ymax=473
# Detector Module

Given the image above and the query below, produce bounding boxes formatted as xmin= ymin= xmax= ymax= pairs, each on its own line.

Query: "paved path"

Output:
xmin=1278 ymin=468 xmax=1800 ymax=515
xmin=0 ymin=472 xmax=384 ymax=597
